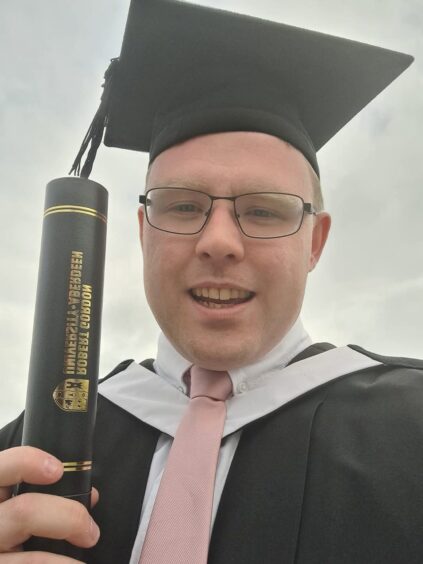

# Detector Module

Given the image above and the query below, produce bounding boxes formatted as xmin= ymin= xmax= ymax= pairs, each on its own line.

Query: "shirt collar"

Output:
xmin=99 ymin=345 xmax=382 ymax=438
xmin=154 ymin=317 xmax=312 ymax=396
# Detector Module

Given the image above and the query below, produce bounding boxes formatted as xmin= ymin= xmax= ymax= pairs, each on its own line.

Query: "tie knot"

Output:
xmin=189 ymin=366 xmax=232 ymax=401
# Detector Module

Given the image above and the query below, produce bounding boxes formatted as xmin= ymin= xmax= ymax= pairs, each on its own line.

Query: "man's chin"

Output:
xmin=179 ymin=335 xmax=263 ymax=371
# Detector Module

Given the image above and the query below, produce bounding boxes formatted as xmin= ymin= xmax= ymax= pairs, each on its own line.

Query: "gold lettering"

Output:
xmin=66 ymin=333 xmax=78 ymax=341
xmin=63 ymin=259 xmax=94 ymax=378
xmin=63 ymin=251 xmax=85 ymax=375
xmin=79 ymin=334 xmax=89 ymax=346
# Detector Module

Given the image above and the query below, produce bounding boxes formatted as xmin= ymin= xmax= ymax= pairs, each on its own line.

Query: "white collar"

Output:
xmin=99 ymin=328 xmax=381 ymax=438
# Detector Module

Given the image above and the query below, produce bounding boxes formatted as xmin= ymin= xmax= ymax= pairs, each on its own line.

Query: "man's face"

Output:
xmin=139 ymin=132 xmax=330 ymax=370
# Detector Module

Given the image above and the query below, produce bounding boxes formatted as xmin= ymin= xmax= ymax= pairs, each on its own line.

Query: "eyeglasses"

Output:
xmin=139 ymin=187 xmax=316 ymax=239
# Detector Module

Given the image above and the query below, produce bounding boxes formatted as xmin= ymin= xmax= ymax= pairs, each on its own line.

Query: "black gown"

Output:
xmin=2 ymin=343 xmax=423 ymax=563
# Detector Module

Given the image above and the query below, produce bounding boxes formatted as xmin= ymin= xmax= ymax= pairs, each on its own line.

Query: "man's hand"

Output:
xmin=0 ymin=446 xmax=100 ymax=562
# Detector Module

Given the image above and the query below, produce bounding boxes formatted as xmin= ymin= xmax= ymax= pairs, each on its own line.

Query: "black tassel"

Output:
xmin=69 ymin=57 xmax=119 ymax=178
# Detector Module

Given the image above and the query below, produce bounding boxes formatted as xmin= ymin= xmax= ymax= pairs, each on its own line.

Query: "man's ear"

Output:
xmin=309 ymin=212 xmax=331 ymax=271
xmin=138 ymin=207 xmax=145 ymax=249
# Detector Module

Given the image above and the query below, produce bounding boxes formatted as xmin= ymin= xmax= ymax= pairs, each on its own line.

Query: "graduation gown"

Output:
xmin=2 ymin=343 xmax=423 ymax=563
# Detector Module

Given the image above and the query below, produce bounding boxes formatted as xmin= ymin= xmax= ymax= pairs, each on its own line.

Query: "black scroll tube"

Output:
xmin=18 ymin=177 xmax=108 ymax=559
xmin=17 ymin=58 xmax=118 ymax=559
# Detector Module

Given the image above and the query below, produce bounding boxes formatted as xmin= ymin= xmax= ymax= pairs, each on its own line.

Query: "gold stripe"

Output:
xmin=44 ymin=205 xmax=107 ymax=223
xmin=63 ymin=460 xmax=92 ymax=473
xmin=44 ymin=209 xmax=106 ymax=223
xmin=63 ymin=465 xmax=92 ymax=472
xmin=63 ymin=460 xmax=92 ymax=467
xmin=46 ymin=204 xmax=107 ymax=219
xmin=44 ymin=207 xmax=107 ymax=223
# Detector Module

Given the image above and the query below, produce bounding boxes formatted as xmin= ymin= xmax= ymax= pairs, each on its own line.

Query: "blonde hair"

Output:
xmin=308 ymin=165 xmax=324 ymax=213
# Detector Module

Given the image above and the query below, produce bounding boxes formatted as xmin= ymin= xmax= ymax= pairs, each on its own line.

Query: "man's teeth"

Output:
xmin=192 ymin=288 xmax=252 ymax=301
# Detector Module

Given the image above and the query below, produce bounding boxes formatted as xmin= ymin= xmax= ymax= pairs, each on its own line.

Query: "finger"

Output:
xmin=0 ymin=447 xmax=63 ymax=488
xmin=0 ymin=486 xmax=12 ymax=504
xmin=0 ymin=552 xmax=86 ymax=563
xmin=1 ymin=487 xmax=99 ymax=519
xmin=90 ymin=487 xmax=99 ymax=509
xmin=0 ymin=493 xmax=100 ymax=551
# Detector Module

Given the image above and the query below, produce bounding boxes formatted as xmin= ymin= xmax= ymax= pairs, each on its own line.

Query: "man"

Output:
xmin=1 ymin=0 xmax=422 ymax=563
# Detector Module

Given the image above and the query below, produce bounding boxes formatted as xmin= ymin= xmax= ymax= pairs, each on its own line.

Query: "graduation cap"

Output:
xmin=70 ymin=0 xmax=413 ymax=178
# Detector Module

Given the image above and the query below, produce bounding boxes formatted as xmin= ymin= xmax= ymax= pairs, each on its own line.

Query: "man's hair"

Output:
xmin=308 ymin=166 xmax=324 ymax=213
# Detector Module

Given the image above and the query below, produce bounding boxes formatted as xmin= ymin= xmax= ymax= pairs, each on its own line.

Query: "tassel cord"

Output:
xmin=69 ymin=57 xmax=119 ymax=178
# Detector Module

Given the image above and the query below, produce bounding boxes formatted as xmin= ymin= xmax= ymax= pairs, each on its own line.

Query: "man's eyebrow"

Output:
xmin=149 ymin=178 xmax=298 ymax=193
xmin=150 ymin=178 xmax=211 ymax=189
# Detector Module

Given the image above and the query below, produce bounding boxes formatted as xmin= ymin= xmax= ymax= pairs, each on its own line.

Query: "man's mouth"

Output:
xmin=189 ymin=287 xmax=255 ymax=309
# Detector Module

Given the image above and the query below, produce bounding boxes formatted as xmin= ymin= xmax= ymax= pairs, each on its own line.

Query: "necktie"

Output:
xmin=139 ymin=366 xmax=232 ymax=564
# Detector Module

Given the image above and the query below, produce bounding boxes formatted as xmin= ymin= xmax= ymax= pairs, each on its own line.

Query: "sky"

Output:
xmin=0 ymin=0 xmax=422 ymax=428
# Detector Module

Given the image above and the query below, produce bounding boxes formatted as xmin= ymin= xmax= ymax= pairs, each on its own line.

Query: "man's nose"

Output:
xmin=195 ymin=202 xmax=245 ymax=262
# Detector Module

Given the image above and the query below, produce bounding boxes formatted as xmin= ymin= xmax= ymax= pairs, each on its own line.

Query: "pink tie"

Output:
xmin=139 ymin=366 xmax=232 ymax=564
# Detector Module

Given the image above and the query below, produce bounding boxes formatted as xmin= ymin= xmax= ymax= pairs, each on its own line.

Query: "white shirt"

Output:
xmin=98 ymin=319 xmax=381 ymax=563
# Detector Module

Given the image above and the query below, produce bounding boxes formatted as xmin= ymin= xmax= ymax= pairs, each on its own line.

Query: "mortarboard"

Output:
xmin=70 ymin=0 xmax=413 ymax=178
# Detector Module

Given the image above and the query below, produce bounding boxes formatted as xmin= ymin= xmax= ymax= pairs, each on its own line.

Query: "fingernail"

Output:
xmin=43 ymin=456 xmax=61 ymax=476
xmin=90 ymin=519 xmax=100 ymax=543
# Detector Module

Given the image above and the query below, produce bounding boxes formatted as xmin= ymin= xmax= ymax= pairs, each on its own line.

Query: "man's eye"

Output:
xmin=248 ymin=208 xmax=276 ymax=217
xmin=167 ymin=202 xmax=203 ymax=213
xmin=244 ymin=207 xmax=281 ymax=219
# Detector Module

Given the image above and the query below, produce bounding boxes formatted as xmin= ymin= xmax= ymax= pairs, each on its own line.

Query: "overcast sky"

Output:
xmin=0 ymin=0 xmax=422 ymax=428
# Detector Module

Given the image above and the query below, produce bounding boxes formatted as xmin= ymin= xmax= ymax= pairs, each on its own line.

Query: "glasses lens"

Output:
xmin=145 ymin=188 xmax=211 ymax=234
xmin=235 ymin=193 xmax=304 ymax=238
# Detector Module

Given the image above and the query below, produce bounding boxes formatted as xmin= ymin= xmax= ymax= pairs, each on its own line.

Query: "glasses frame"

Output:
xmin=139 ymin=187 xmax=317 ymax=239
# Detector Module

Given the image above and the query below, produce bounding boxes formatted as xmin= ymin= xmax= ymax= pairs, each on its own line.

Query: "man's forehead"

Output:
xmin=146 ymin=131 xmax=312 ymax=192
